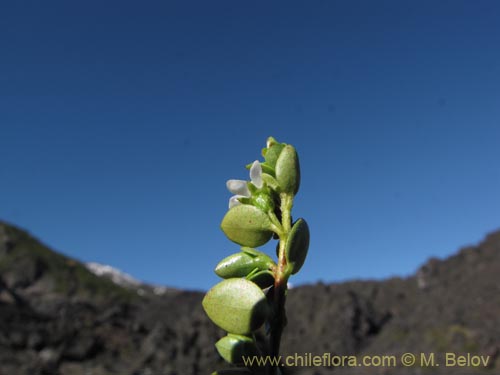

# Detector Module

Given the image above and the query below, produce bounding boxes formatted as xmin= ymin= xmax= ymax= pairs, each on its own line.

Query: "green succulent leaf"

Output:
xmin=266 ymin=136 xmax=279 ymax=148
xmin=260 ymin=163 xmax=275 ymax=176
xmin=261 ymin=173 xmax=279 ymax=191
xmin=247 ymin=270 xmax=275 ymax=289
xmin=264 ymin=142 xmax=285 ymax=170
xmin=221 ymin=205 xmax=274 ymax=247
xmin=285 ymin=218 xmax=310 ymax=274
xmin=240 ymin=246 xmax=261 ymax=256
xmin=212 ymin=369 xmax=253 ymax=375
xmin=247 ymin=162 xmax=275 ymax=177
xmin=215 ymin=334 xmax=258 ymax=364
xmin=251 ymin=191 xmax=274 ymax=212
xmin=202 ymin=278 xmax=270 ymax=334
xmin=215 ymin=248 xmax=275 ymax=279
xmin=275 ymin=145 xmax=300 ymax=195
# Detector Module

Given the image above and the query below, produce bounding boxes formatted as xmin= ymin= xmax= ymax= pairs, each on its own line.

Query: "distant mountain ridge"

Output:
xmin=1 ymin=220 xmax=499 ymax=375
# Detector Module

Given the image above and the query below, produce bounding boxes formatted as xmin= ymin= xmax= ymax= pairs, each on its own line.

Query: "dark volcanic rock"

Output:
xmin=0 ymin=221 xmax=499 ymax=374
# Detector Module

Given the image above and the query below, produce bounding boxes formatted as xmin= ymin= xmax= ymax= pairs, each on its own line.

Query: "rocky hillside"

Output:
xmin=1 ymin=221 xmax=499 ymax=375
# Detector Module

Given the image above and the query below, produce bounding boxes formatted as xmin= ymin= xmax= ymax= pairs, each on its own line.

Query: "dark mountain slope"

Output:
xmin=282 ymin=230 xmax=500 ymax=374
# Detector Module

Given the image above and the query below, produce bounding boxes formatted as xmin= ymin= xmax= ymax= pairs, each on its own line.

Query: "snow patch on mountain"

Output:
xmin=86 ymin=262 xmax=141 ymax=288
xmin=85 ymin=262 xmax=171 ymax=296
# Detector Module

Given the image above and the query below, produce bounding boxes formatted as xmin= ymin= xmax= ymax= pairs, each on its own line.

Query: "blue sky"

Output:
xmin=1 ymin=1 xmax=499 ymax=290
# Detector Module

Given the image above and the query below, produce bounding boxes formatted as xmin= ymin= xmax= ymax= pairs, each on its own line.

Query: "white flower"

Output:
xmin=226 ymin=160 xmax=263 ymax=208
xmin=249 ymin=160 xmax=263 ymax=189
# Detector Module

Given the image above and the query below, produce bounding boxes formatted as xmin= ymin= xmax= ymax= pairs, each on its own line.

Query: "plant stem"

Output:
xmin=269 ymin=194 xmax=294 ymax=374
xmin=271 ymin=242 xmax=287 ymax=357
xmin=267 ymin=210 xmax=284 ymax=237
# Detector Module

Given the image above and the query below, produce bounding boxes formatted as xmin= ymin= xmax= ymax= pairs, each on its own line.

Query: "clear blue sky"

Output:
xmin=1 ymin=1 xmax=499 ymax=290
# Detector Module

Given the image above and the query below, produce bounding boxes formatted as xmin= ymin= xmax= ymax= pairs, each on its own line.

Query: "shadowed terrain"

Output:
xmin=1 ymin=221 xmax=499 ymax=374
